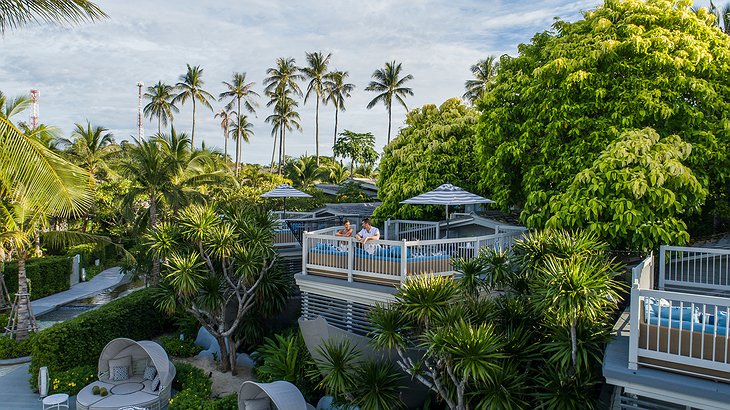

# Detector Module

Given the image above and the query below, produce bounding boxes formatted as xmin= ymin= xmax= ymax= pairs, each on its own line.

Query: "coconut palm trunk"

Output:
xmin=387 ymin=104 xmax=392 ymax=144
xmin=270 ymin=130 xmax=278 ymax=171
xmin=236 ymin=99 xmax=242 ymax=174
xmin=191 ymin=99 xmax=197 ymax=148
xmin=333 ymin=108 xmax=339 ymax=146
xmin=278 ymin=126 xmax=284 ymax=175
xmin=315 ymin=97 xmax=320 ymax=165
xmin=157 ymin=117 xmax=162 ymax=135
xmin=15 ymin=258 xmax=31 ymax=340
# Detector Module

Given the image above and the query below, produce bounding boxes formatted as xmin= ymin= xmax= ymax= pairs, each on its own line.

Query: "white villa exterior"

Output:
xmin=604 ymin=246 xmax=730 ymax=409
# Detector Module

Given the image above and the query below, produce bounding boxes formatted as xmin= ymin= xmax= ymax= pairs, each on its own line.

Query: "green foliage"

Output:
xmin=375 ymin=98 xmax=481 ymax=221
xmin=29 ymin=288 xmax=174 ymax=389
xmin=168 ymin=362 xmax=237 ymax=410
xmin=252 ymin=330 xmax=321 ymax=402
xmin=0 ymin=334 xmax=34 ymax=359
xmin=3 ymin=256 xmax=70 ymax=300
xmin=333 ymin=130 xmax=378 ymax=173
xmin=545 ymin=128 xmax=706 ymax=251
xmin=336 ymin=181 xmax=372 ymax=203
xmin=159 ymin=335 xmax=203 ymax=358
xmin=476 ymin=0 xmax=730 ymax=236
xmin=171 ymin=362 xmax=212 ymax=398
xmin=48 ymin=365 xmax=96 ymax=396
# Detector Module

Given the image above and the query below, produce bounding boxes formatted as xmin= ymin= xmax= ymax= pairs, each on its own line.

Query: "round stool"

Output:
xmin=42 ymin=393 xmax=69 ymax=410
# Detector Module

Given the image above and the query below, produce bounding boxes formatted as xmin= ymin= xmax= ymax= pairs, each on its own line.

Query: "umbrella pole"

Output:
xmin=283 ymin=197 xmax=286 ymax=219
xmin=445 ymin=204 xmax=449 ymax=239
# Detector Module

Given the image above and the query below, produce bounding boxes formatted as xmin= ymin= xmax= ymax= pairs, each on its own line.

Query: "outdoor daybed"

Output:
xmin=76 ymin=338 xmax=176 ymax=410
xmin=238 ymin=380 xmax=315 ymax=410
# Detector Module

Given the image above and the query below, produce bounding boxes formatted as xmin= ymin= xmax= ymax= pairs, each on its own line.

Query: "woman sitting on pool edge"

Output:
xmin=354 ymin=218 xmax=380 ymax=255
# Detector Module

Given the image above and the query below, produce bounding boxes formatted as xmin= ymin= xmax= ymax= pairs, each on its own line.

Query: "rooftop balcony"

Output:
xmin=300 ymin=219 xmax=524 ymax=287
xmin=604 ymin=246 xmax=730 ymax=409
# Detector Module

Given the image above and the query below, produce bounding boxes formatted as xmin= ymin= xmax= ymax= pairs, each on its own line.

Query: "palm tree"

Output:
xmin=143 ymin=81 xmax=179 ymax=135
xmin=0 ymin=91 xmax=31 ymax=122
xmin=289 ymin=155 xmax=322 ymax=188
xmin=0 ymin=0 xmax=107 ymax=33
xmin=301 ymin=51 xmax=332 ymax=165
xmin=710 ymin=1 xmax=730 ymax=33
xmin=365 ymin=61 xmax=414 ymax=144
xmin=265 ymin=91 xmax=302 ymax=174
xmin=19 ymin=123 xmax=62 ymax=150
xmin=323 ymin=70 xmax=355 ymax=146
xmin=63 ymin=121 xmax=118 ymax=182
xmin=327 ymin=161 xmax=350 ymax=184
xmin=264 ymin=58 xmax=304 ymax=174
xmin=214 ymin=109 xmax=234 ymax=162
xmin=463 ymin=56 xmax=500 ymax=105
xmin=173 ymin=64 xmax=215 ymax=148
xmin=219 ymin=73 xmax=259 ymax=175
xmin=230 ymin=113 xmax=254 ymax=166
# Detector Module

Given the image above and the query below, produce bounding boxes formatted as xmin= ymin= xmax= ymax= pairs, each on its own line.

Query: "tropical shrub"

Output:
xmin=29 ymin=288 xmax=174 ymax=389
xmin=368 ymin=230 xmax=623 ymax=409
xmin=3 ymin=256 xmax=71 ymax=300
xmin=159 ymin=335 xmax=203 ymax=358
xmin=545 ymin=128 xmax=706 ymax=251
xmin=476 ymin=0 xmax=730 ymax=237
xmin=0 ymin=334 xmax=34 ymax=359
xmin=168 ymin=362 xmax=237 ymax=410
xmin=48 ymin=365 xmax=96 ymax=396
xmin=252 ymin=330 xmax=321 ymax=402
xmin=375 ymin=98 xmax=481 ymax=222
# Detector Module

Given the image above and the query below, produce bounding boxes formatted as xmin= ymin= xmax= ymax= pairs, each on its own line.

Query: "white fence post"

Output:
xmin=347 ymin=238 xmax=355 ymax=283
xmin=401 ymin=239 xmax=408 ymax=281
xmin=658 ymin=245 xmax=666 ymax=290
xmin=628 ymin=282 xmax=641 ymax=370
xmin=70 ymin=254 xmax=81 ymax=286
xmin=302 ymin=232 xmax=309 ymax=275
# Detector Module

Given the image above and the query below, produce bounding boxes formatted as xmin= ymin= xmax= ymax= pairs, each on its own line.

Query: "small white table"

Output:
xmin=42 ymin=393 xmax=69 ymax=410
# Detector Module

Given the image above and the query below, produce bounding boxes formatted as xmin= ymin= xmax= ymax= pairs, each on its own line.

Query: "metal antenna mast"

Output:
xmin=30 ymin=89 xmax=39 ymax=129
xmin=137 ymin=82 xmax=144 ymax=139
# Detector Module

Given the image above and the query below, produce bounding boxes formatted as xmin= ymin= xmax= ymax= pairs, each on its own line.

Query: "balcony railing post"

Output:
xmin=302 ymin=231 xmax=309 ymax=275
xmin=658 ymin=246 xmax=666 ymax=290
xmin=347 ymin=237 xmax=354 ymax=283
xmin=401 ymin=239 xmax=408 ymax=281
xmin=628 ymin=282 xmax=641 ymax=371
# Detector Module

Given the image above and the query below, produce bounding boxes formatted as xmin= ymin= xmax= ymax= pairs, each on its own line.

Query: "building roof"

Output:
xmin=315 ymin=202 xmax=382 ymax=217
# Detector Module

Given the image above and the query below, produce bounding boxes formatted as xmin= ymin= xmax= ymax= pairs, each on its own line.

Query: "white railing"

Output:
xmin=629 ymin=251 xmax=730 ymax=381
xmin=384 ymin=219 xmax=440 ymax=241
xmin=271 ymin=211 xmax=317 ymax=221
xmin=659 ymin=246 xmax=730 ymax=292
xmin=302 ymin=230 xmax=521 ymax=285
xmin=271 ymin=211 xmax=317 ymax=247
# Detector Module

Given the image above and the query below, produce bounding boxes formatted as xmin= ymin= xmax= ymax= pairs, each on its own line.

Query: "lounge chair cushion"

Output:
xmin=132 ymin=358 xmax=147 ymax=376
xmin=151 ymin=375 xmax=161 ymax=392
xmin=244 ymin=398 xmax=271 ymax=410
xmin=109 ymin=356 xmax=131 ymax=381
xmin=143 ymin=365 xmax=157 ymax=381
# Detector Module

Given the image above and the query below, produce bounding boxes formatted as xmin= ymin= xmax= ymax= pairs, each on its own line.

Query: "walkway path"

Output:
xmin=32 ymin=266 xmax=124 ymax=316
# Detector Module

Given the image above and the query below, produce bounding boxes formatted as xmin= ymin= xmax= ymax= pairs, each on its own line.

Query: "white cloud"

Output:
xmin=1 ymin=0 xmax=601 ymax=163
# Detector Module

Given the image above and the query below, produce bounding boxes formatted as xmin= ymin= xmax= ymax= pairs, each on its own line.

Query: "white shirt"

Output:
xmin=357 ymin=226 xmax=380 ymax=254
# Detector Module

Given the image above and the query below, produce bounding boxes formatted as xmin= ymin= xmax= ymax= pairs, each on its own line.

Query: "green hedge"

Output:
xmin=0 ymin=334 xmax=35 ymax=359
xmin=29 ymin=288 xmax=175 ymax=389
xmin=3 ymin=256 xmax=71 ymax=300
xmin=169 ymin=362 xmax=236 ymax=410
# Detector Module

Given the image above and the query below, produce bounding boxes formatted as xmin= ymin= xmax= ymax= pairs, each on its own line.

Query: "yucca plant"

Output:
xmin=472 ymin=360 xmax=529 ymax=410
xmin=354 ymin=360 xmax=405 ymax=410
xmin=315 ymin=338 xmax=360 ymax=403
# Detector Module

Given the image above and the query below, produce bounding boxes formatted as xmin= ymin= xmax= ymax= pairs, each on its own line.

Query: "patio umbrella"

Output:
xmin=401 ymin=183 xmax=495 ymax=238
xmin=260 ymin=183 xmax=312 ymax=218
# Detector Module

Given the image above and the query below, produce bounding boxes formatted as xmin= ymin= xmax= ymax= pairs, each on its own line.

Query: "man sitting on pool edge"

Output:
xmin=354 ymin=218 xmax=380 ymax=255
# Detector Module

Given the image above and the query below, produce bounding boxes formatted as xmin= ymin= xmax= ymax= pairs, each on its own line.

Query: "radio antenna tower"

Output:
xmin=30 ymin=89 xmax=39 ymax=129
xmin=137 ymin=82 xmax=144 ymax=139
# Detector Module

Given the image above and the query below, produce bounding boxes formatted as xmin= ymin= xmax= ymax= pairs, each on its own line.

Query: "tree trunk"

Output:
xmin=157 ymin=117 xmax=161 ymax=136
xmin=215 ymin=335 xmax=230 ymax=373
xmin=150 ymin=196 xmax=160 ymax=287
xmin=15 ymin=258 xmax=31 ymax=341
xmin=570 ymin=318 xmax=577 ymax=373
xmin=387 ymin=104 xmax=392 ymax=144
xmin=270 ymin=130 xmax=278 ymax=171
xmin=278 ymin=126 xmax=284 ymax=175
xmin=34 ymin=229 xmax=41 ymax=258
xmin=236 ymin=99 xmax=242 ymax=176
xmin=227 ymin=334 xmax=238 ymax=376
xmin=333 ymin=108 xmax=339 ymax=147
xmin=191 ymin=99 xmax=196 ymax=148
xmin=315 ymin=97 xmax=320 ymax=166
xmin=223 ymin=124 xmax=228 ymax=162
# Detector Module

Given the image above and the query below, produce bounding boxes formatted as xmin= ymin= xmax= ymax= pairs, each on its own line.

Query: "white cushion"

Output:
xmin=132 ymin=358 xmax=148 ymax=375
xmin=143 ymin=365 xmax=157 ymax=381
xmin=244 ymin=398 xmax=271 ymax=410
xmin=111 ymin=366 xmax=129 ymax=381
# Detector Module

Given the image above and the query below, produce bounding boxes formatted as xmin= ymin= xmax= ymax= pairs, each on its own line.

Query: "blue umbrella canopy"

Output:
xmin=401 ymin=184 xmax=494 ymax=238
xmin=260 ymin=183 xmax=312 ymax=198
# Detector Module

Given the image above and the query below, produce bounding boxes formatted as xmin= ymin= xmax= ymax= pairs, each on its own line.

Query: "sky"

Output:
xmin=0 ymin=0 xmax=615 ymax=164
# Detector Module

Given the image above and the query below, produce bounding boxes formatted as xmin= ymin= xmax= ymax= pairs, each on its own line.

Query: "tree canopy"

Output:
xmin=475 ymin=0 xmax=730 ymax=238
xmin=374 ymin=98 xmax=480 ymax=221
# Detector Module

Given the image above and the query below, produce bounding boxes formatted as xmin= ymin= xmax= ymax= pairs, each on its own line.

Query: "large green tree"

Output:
xmin=143 ymin=81 xmax=179 ymax=135
xmin=374 ymin=98 xmax=480 ymax=221
xmin=476 ymin=0 xmax=730 ymax=237
xmin=173 ymin=64 xmax=215 ymax=148
xmin=323 ymin=70 xmax=355 ymax=146
xmin=332 ymin=130 xmax=378 ymax=175
xmin=219 ymin=72 xmax=259 ymax=175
